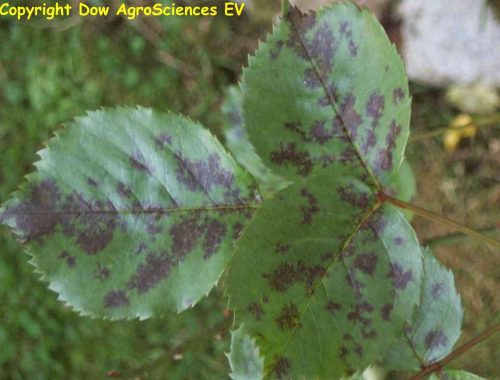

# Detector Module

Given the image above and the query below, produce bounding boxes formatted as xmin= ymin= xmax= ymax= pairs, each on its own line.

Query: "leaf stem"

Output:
xmin=423 ymin=226 xmax=500 ymax=249
xmin=409 ymin=114 xmax=500 ymax=142
xmin=410 ymin=322 xmax=500 ymax=380
xmin=379 ymin=193 xmax=500 ymax=250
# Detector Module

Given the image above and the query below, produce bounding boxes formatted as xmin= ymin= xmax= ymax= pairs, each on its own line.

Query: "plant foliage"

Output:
xmin=0 ymin=1 xmax=474 ymax=379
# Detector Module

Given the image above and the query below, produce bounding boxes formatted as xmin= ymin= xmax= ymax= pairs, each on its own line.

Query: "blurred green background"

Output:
xmin=0 ymin=1 xmax=498 ymax=379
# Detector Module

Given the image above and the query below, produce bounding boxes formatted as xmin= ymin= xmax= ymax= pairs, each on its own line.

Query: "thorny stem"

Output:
xmin=409 ymin=114 xmax=500 ymax=142
xmin=410 ymin=323 xmax=500 ymax=380
xmin=378 ymin=193 xmax=500 ymax=251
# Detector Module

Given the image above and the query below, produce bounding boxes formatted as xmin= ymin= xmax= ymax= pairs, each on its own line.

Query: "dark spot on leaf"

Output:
xmin=170 ymin=216 xmax=203 ymax=258
xmin=348 ymin=40 xmax=358 ymax=56
xmin=75 ymin=210 xmax=116 ymax=255
xmin=366 ymin=92 xmax=385 ymax=122
xmin=232 ymin=222 xmax=244 ymax=239
xmin=339 ymin=345 xmax=349 ymax=359
xmin=135 ymin=242 xmax=147 ymax=255
xmin=247 ymin=302 xmax=264 ymax=321
xmin=299 ymin=188 xmax=319 ymax=225
xmin=202 ymin=219 xmax=226 ymax=259
xmin=270 ymin=142 xmax=313 ymax=176
xmin=311 ymin=119 xmax=333 ymax=144
xmin=95 ymin=262 xmax=110 ymax=280
xmin=269 ymin=40 xmax=285 ymax=60
xmin=0 ymin=180 xmax=61 ymax=242
xmin=381 ymin=304 xmax=392 ymax=321
xmin=87 ymin=178 xmax=98 ymax=187
xmin=128 ymin=251 xmax=174 ymax=293
xmin=354 ymin=252 xmax=378 ymax=276
xmin=394 ymin=236 xmax=405 ymax=245
xmin=339 ymin=21 xmax=351 ymax=37
xmin=304 ymin=68 xmax=322 ymax=89
xmin=337 ymin=185 xmax=370 ymax=209
xmin=275 ymin=302 xmax=300 ymax=330
xmin=116 ymin=182 xmax=133 ymax=199
xmin=284 ymin=122 xmax=307 ymax=141
xmin=376 ymin=120 xmax=402 ymax=172
xmin=275 ymin=243 xmax=290 ymax=255
xmin=326 ymin=301 xmax=342 ymax=315
xmin=387 ymin=263 xmax=413 ymax=290
xmin=58 ymin=251 xmax=76 ymax=268
xmin=340 ymin=93 xmax=362 ymax=139
xmin=155 ymin=133 xmax=172 ymax=149
xmin=319 ymin=83 xmax=339 ymax=107
xmin=362 ymin=327 xmax=378 ymax=339
xmin=431 ymin=282 xmax=446 ymax=299
xmin=393 ymin=88 xmax=405 ymax=105
xmin=130 ymin=151 xmax=152 ymax=173
xmin=270 ymin=355 xmax=291 ymax=380
xmin=424 ymin=330 xmax=448 ymax=351
xmin=176 ymin=153 xmax=234 ymax=192
xmin=347 ymin=302 xmax=374 ymax=326
xmin=103 ymin=290 xmax=129 ymax=308
xmin=285 ymin=7 xmax=316 ymax=60
xmin=307 ymin=22 xmax=337 ymax=72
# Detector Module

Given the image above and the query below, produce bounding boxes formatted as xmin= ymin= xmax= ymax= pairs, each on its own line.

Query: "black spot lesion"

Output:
xmin=264 ymin=260 xmax=326 ymax=293
xmin=275 ymin=302 xmax=300 ymax=330
xmin=58 ymin=251 xmax=76 ymax=268
xmin=202 ymin=219 xmax=226 ymax=259
xmin=103 ymin=289 xmax=129 ymax=308
xmin=353 ymin=252 xmax=378 ymax=276
xmin=154 ymin=133 xmax=172 ymax=149
xmin=270 ymin=355 xmax=291 ymax=380
xmin=270 ymin=142 xmax=313 ymax=176
xmin=393 ymin=88 xmax=405 ymax=105
xmin=299 ymin=188 xmax=319 ymax=225
xmin=130 ymin=151 xmax=153 ymax=174
xmin=247 ymin=302 xmax=264 ymax=321
xmin=127 ymin=251 xmax=174 ymax=294
xmin=175 ymin=153 xmax=234 ymax=193
xmin=387 ymin=262 xmax=413 ymax=290
xmin=424 ymin=330 xmax=448 ymax=351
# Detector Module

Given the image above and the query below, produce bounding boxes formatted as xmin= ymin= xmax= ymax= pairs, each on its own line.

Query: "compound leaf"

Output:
xmin=226 ymin=175 xmax=424 ymax=379
xmin=0 ymin=107 xmax=261 ymax=319
xmin=385 ymin=249 xmax=463 ymax=370
xmin=242 ymin=3 xmax=411 ymax=187
xmin=228 ymin=325 xmax=265 ymax=380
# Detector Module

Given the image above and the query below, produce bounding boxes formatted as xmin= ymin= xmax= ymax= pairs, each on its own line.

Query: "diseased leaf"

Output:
xmin=227 ymin=325 xmax=265 ymax=380
xmin=226 ymin=3 xmax=426 ymax=379
xmin=385 ymin=249 xmax=463 ymax=370
xmin=242 ymin=3 xmax=411 ymax=186
xmin=0 ymin=107 xmax=261 ymax=319
xmin=429 ymin=371 xmax=486 ymax=380
xmin=226 ymin=176 xmax=424 ymax=379
xmin=222 ymin=86 xmax=289 ymax=199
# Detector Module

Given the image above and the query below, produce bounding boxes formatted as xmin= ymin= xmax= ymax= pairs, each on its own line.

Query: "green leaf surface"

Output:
xmin=0 ymin=107 xmax=261 ymax=319
xmin=228 ymin=325 xmax=265 ymax=380
xmin=242 ymin=3 xmax=411 ymax=187
xmin=385 ymin=249 xmax=463 ymax=370
xmin=222 ymin=86 xmax=289 ymax=199
xmin=226 ymin=175 xmax=424 ymax=379
xmin=429 ymin=371 xmax=486 ymax=380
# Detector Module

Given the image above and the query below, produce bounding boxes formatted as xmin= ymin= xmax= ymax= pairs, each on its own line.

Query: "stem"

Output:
xmin=380 ymin=193 xmax=500 ymax=250
xmin=410 ymin=114 xmax=500 ymax=142
xmin=424 ymin=226 xmax=500 ymax=249
xmin=410 ymin=323 xmax=500 ymax=380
